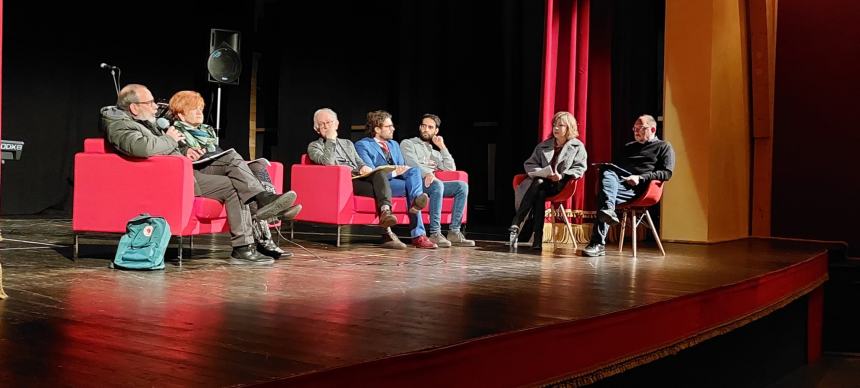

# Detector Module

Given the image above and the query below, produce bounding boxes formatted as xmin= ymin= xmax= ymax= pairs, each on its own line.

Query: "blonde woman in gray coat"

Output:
xmin=510 ymin=111 xmax=587 ymax=249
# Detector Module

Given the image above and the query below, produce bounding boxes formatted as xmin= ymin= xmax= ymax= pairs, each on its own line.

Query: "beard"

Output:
xmin=419 ymin=132 xmax=434 ymax=142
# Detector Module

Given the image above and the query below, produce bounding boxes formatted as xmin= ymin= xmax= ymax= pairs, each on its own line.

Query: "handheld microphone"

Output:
xmin=156 ymin=118 xmax=188 ymax=147
xmin=99 ymin=63 xmax=119 ymax=70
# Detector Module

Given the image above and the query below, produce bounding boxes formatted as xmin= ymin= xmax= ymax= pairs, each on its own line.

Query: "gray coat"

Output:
xmin=514 ymin=138 xmax=588 ymax=209
xmin=307 ymin=137 xmax=367 ymax=174
xmin=99 ymin=106 xmax=180 ymax=158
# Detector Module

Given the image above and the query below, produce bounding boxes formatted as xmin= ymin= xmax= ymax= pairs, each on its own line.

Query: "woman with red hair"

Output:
xmin=168 ymin=90 xmax=297 ymax=259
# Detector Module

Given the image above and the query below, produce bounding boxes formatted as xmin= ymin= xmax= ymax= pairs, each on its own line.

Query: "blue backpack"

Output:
xmin=112 ymin=214 xmax=170 ymax=270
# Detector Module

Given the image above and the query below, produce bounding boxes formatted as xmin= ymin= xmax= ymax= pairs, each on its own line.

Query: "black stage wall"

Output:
xmin=1 ymin=0 xmax=254 ymax=215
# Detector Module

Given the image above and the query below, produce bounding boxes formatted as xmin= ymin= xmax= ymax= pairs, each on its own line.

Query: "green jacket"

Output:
xmin=173 ymin=121 xmax=219 ymax=152
xmin=99 ymin=106 xmax=180 ymax=157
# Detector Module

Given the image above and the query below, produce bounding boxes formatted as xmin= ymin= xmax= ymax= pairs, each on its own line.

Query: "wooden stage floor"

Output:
xmin=0 ymin=219 xmax=829 ymax=387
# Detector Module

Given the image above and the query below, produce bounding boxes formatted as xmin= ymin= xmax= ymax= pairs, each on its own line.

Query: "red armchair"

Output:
xmin=617 ymin=180 xmax=666 ymax=257
xmin=72 ymin=138 xmax=283 ymax=261
xmin=290 ymin=154 xmax=468 ymax=246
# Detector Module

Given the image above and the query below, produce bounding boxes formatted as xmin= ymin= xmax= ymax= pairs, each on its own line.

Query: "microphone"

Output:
xmin=99 ymin=63 xmax=119 ymax=70
xmin=156 ymin=118 xmax=187 ymax=147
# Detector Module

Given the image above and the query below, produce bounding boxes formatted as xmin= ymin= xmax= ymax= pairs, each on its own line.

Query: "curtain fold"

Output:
xmin=539 ymin=0 xmax=590 ymax=214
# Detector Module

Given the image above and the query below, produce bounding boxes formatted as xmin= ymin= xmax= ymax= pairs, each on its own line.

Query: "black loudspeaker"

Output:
xmin=207 ymin=29 xmax=241 ymax=85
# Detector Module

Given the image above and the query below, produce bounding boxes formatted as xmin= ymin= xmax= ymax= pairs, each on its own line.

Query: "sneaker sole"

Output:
xmin=451 ymin=241 xmax=476 ymax=247
xmin=281 ymin=204 xmax=302 ymax=221
xmin=581 ymin=250 xmax=606 ymax=257
xmin=256 ymin=192 xmax=297 ymax=220
xmin=597 ymin=211 xmax=620 ymax=225
xmin=228 ymin=257 xmax=275 ymax=265
xmin=381 ymin=242 xmax=408 ymax=249
xmin=409 ymin=194 xmax=429 ymax=213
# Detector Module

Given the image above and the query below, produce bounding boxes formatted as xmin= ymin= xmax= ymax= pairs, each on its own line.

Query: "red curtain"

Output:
xmin=539 ymin=0 xmax=590 ymax=213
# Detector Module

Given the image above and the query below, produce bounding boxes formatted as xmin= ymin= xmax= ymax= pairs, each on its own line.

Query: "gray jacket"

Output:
xmin=400 ymin=137 xmax=456 ymax=176
xmin=99 ymin=106 xmax=180 ymax=157
xmin=523 ymin=138 xmax=587 ymax=179
xmin=515 ymin=138 xmax=588 ymax=209
xmin=307 ymin=137 xmax=367 ymax=174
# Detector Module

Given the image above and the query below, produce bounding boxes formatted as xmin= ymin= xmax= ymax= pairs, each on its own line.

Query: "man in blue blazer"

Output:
xmin=355 ymin=110 xmax=437 ymax=249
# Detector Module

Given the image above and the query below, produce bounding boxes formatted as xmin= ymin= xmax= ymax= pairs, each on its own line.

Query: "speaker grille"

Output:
xmin=207 ymin=46 xmax=241 ymax=84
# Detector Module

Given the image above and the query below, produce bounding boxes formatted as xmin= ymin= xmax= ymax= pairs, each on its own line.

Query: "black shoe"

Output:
xmin=581 ymin=243 xmax=606 ymax=257
xmin=531 ymin=242 xmax=542 ymax=250
xmin=257 ymin=239 xmax=290 ymax=259
xmin=229 ymin=245 xmax=275 ymax=265
xmin=256 ymin=191 xmax=297 ymax=220
xmin=597 ymin=209 xmax=620 ymax=225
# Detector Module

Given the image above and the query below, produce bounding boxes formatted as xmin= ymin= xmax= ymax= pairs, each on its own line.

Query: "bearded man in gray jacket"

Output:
xmin=400 ymin=114 xmax=474 ymax=247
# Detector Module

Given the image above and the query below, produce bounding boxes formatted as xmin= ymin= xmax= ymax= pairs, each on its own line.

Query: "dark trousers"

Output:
xmin=511 ymin=177 xmax=569 ymax=242
xmin=194 ymin=150 xmax=265 ymax=247
xmin=352 ymin=170 xmax=392 ymax=212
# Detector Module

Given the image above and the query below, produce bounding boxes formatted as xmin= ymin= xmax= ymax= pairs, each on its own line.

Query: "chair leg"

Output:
xmin=550 ymin=206 xmax=556 ymax=246
xmin=618 ymin=211 xmax=628 ymax=252
xmin=290 ymin=221 xmax=295 ymax=240
xmin=558 ymin=204 xmax=577 ymax=249
xmin=631 ymin=210 xmax=638 ymax=258
xmin=336 ymin=226 xmax=341 ymax=247
xmin=189 ymin=235 xmax=194 ymax=256
xmin=73 ymin=234 xmax=79 ymax=260
xmin=644 ymin=210 xmax=666 ymax=256
xmin=177 ymin=236 xmax=183 ymax=266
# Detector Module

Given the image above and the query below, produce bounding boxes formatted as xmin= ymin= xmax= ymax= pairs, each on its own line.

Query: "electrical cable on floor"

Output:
xmin=274 ymin=227 xmax=447 ymax=267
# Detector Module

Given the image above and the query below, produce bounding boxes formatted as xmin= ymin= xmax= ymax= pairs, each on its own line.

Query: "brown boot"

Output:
xmin=380 ymin=228 xmax=407 ymax=249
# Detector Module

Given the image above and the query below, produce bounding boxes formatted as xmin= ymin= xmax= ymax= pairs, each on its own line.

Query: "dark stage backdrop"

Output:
xmin=1 ymin=0 xmax=253 ymax=215
xmin=773 ymin=0 xmax=860 ymax=255
xmin=259 ymin=0 xmax=546 ymax=226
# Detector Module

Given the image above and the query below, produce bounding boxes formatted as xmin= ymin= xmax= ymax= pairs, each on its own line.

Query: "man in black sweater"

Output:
xmin=582 ymin=114 xmax=675 ymax=257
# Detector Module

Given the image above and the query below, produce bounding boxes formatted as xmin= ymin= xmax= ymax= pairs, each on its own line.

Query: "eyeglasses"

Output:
xmin=132 ymin=99 xmax=156 ymax=107
xmin=382 ymin=124 xmax=395 ymax=129
xmin=632 ymin=126 xmax=651 ymax=131
xmin=317 ymin=120 xmax=337 ymax=128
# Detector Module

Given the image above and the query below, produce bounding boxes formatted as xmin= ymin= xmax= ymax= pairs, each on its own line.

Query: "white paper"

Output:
xmin=527 ymin=165 xmax=554 ymax=178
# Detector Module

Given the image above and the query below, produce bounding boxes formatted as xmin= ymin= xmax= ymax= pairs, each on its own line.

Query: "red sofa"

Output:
xmin=72 ymin=138 xmax=283 ymax=260
xmin=290 ymin=154 xmax=468 ymax=246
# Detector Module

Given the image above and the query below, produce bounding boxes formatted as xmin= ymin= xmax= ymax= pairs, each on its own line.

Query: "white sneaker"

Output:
xmin=447 ymin=230 xmax=476 ymax=247
xmin=428 ymin=232 xmax=452 ymax=248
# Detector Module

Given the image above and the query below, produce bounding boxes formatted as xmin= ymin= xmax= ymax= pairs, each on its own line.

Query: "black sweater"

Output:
xmin=619 ymin=139 xmax=675 ymax=182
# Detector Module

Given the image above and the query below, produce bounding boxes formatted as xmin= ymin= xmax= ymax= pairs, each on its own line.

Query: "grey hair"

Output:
xmin=639 ymin=114 xmax=657 ymax=128
xmin=117 ymin=84 xmax=145 ymax=111
xmin=313 ymin=108 xmax=338 ymax=129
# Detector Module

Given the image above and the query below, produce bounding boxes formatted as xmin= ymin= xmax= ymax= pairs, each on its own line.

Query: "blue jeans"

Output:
xmin=590 ymin=169 xmax=638 ymax=245
xmin=424 ymin=179 xmax=468 ymax=234
xmin=388 ymin=167 xmax=426 ymax=238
